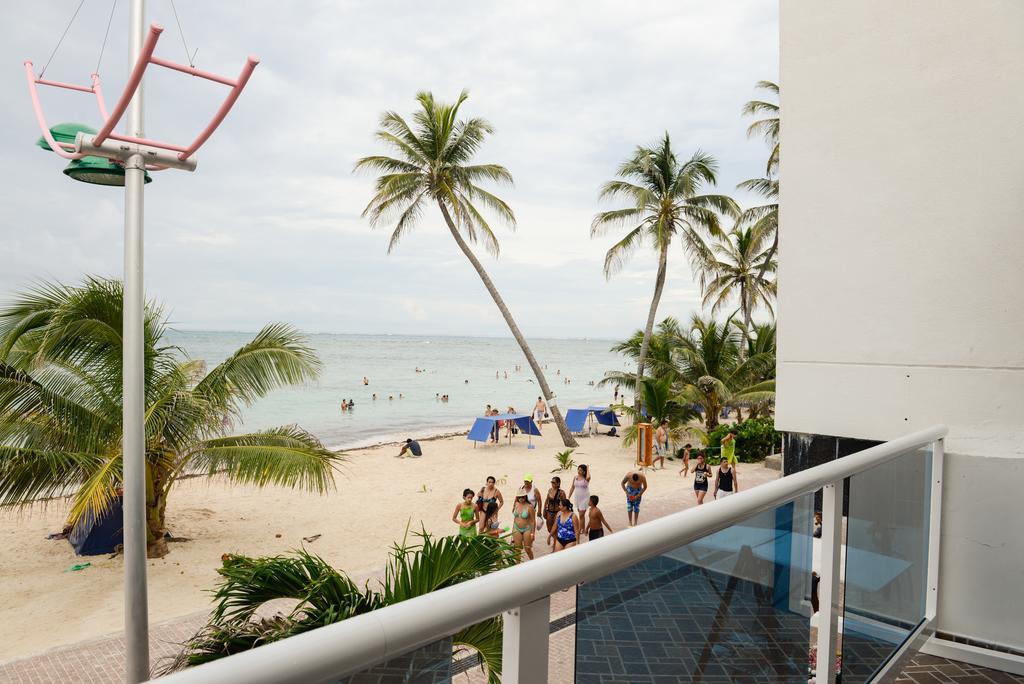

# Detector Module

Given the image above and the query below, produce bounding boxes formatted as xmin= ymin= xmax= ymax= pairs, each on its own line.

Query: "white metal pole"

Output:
xmin=816 ymin=482 xmax=843 ymax=684
xmin=502 ymin=596 xmax=550 ymax=683
xmin=123 ymin=0 xmax=150 ymax=681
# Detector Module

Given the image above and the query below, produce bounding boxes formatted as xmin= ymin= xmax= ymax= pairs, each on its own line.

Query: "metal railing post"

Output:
xmin=816 ymin=482 xmax=843 ymax=684
xmin=925 ymin=439 xmax=944 ymax=620
xmin=502 ymin=595 xmax=550 ymax=683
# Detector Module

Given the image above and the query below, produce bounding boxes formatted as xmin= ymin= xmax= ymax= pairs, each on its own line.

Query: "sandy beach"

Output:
xmin=0 ymin=426 xmax=770 ymax=664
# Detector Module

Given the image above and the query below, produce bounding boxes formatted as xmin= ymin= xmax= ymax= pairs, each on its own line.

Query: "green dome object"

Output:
xmin=37 ymin=122 xmax=98 ymax=152
xmin=62 ymin=156 xmax=153 ymax=187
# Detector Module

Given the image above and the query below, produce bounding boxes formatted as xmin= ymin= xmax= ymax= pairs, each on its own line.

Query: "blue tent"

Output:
xmin=564 ymin=406 xmax=620 ymax=433
xmin=69 ymin=496 xmax=124 ymax=556
xmin=467 ymin=413 xmax=541 ymax=447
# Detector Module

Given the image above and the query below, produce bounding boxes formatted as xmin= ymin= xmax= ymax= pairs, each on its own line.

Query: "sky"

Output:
xmin=0 ymin=1 xmax=778 ymax=339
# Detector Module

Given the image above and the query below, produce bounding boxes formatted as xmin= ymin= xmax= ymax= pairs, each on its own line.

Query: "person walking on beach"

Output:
xmin=621 ymin=470 xmax=649 ymax=527
xmin=585 ymin=495 xmax=613 ymax=541
xmin=678 ymin=443 xmax=692 ymax=477
xmin=452 ymin=488 xmax=479 ymax=537
xmin=479 ymin=502 xmax=502 ymax=537
xmin=722 ymin=430 xmax=738 ymax=469
xmin=614 ymin=385 xmax=620 ymax=402
xmin=397 ymin=438 xmax=422 ymax=458
xmin=511 ymin=489 xmax=537 ymax=561
xmin=552 ymin=499 xmax=578 ymax=551
xmin=568 ymin=464 xmax=591 ymax=531
xmin=543 ymin=476 xmax=567 ymax=544
xmin=534 ymin=396 xmax=547 ymax=424
xmin=476 ymin=475 xmax=504 ymax=512
xmin=652 ymin=421 xmax=669 ymax=469
xmin=692 ymin=452 xmax=712 ymax=505
xmin=714 ymin=460 xmax=739 ymax=500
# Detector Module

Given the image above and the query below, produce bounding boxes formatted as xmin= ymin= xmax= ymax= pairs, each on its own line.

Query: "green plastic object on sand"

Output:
xmin=65 ymin=562 xmax=91 ymax=572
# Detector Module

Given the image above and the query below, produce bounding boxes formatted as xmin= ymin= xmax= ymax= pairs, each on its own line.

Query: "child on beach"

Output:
xmin=585 ymin=495 xmax=613 ymax=541
xmin=478 ymin=502 xmax=502 ymax=537
xmin=452 ymin=489 xmax=479 ymax=537
xmin=678 ymin=443 xmax=692 ymax=477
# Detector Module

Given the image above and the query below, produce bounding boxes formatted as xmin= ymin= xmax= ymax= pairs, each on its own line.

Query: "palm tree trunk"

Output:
xmin=755 ymin=231 xmax=777 ymax=292
xmin=740 ymin=281 xmax=753 ymax=354
xmin=145 ymin=464 xmax=169 ymax=558
xmin=635 ymin=242 xmax=669 ymax=413
xmin=437 ymin=202 xmax=578 ymax=448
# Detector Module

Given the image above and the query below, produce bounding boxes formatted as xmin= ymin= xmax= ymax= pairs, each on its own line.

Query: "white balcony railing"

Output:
xmin=154 ymin=425 xmax=946 ymax=684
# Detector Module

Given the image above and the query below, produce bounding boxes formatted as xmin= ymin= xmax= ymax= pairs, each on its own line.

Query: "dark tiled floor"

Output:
xmin=897 ymin=653 xmax=1024 ymax=684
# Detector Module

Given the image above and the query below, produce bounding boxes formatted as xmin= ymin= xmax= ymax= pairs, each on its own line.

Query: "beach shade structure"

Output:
xmin=467 ymin=413 xmax=542 ymax=448
xmin=24 ymin=9 xmax=259 ymax=681
xmin=69 ymin=497 xmax=125 ymax=556
xmin=564 ymin=406 xmax=621 ymax=434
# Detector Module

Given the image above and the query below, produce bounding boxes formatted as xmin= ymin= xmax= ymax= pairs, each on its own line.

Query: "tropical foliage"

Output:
xmin=615 ymin=375 xmax=701 ymax=447
xmin=0 ymin=278 xmax=341 ymax=557
xmin=355 ymin=89 xmax=577 ymax=448
xmin=706 ymin=416 xmax=780 ymax=463
xmin=164 ymin=531 xmax=517 ymax=682
xmin=699 ymin=226 xmax=776 ymax=348
xmin=742 ymin=80 xmax=779 ymax=176
xmin=592 ymin=134 xmax=739 ymax=410
xmin=551 ymin=448 xmax=576 ymax=473
xmin=603 ymin=316 xmax=775 ymax=433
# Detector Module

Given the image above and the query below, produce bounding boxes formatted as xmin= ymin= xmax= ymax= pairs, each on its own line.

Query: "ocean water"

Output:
xmin=166 ymin=331 xmax=628 ymax=450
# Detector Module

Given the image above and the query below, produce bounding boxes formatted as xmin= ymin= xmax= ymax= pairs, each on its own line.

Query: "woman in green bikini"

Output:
xmin=452 ymin=488 xmax=480 ymax=537
xmin=511 ymin=488 xmax=537 ymax=561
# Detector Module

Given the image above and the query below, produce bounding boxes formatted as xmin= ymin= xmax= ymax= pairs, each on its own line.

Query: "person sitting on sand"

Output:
xmin=453 ymin=488 xmax=479 ymax=537
xmin=621 ymin=470 xmax=649 ymax=527
xmin=586 ymin=495 xmax=613 ymax=541
xmin=476 ymin=475 xmax=504 ymax=512
xmin=479 ymin=501 xmax=502 ymax=537
xmin=397 ymin=438 xmax=422 ymax=458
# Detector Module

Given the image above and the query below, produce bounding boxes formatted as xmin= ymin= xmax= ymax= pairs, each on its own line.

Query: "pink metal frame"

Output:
xmin=25 ymin=23 xmax=258 ymax=166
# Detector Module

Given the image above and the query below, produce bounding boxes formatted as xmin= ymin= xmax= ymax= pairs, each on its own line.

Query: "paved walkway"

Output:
xmin=14 ymin=463 xmax=1017 ymax=684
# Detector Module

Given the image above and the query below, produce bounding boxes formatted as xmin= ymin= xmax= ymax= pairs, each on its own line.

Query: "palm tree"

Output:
xmin=166 ymin=531 xmax=516 ymax=682
xmin=674 ymin=315 xmax=775 ymax=430
xmin=616 ymin=375 xmax=701 ymax=447
xmin=699 ymin=226 xmax=776 ymax=348
xmin=740 ymin=80 xmax=780 ymax=294
xmin=742 ymin=80 xmax=779 ymax=176
xmin=592 ymin=134 xmax=739 ymax=411
xmin=0 ymin=278 xmax=342 ymax=557
xmin=354 ymin=90 xmax=577 ymax=448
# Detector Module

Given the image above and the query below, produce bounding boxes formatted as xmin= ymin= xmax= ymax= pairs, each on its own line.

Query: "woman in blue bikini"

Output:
xmin=553 ymin=498 xmax=579 ymax=552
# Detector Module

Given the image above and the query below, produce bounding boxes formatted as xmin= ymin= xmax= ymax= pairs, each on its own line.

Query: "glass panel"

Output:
xmin=841 ymin=447 xmax=931 ymax=682
xmin=341 ymin=636 xmax=454 ymax=684
xmin=575 ymin=494 xmax=816 ymax=683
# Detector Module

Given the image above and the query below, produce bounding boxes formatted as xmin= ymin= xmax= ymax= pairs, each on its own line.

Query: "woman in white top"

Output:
xmin=567 ymin=464 xmax=592 ymax=533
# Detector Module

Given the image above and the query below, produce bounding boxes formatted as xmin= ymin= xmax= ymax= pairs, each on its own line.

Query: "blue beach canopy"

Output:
xmin=564 ymin=406 xmax=620 ymax=433
xmin=467 ymin=413 xmax=542 ymax=443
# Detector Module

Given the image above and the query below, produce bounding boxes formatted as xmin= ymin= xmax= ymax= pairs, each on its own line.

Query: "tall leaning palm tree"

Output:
xmin=354 ymin=90 xmax=577 ymax=447
xmin=700 ymin=226 xmax=776 ymax=348
xmin=0 ymin=278 xmax=342 ymax=557
xmin=592 ymin=134 xmax=739 ymax=410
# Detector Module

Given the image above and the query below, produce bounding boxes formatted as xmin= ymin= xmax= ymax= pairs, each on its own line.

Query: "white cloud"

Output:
xmin=0 ymin=0 xmax=778 ymax=340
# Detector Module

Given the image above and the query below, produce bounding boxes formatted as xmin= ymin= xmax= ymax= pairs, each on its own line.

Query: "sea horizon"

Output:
xmin=167 ymin=330 xmax=630 ymax=451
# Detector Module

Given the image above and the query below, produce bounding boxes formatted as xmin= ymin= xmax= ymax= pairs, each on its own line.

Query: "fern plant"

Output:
xmin=551 ymin=448 xmax=576 ymax=473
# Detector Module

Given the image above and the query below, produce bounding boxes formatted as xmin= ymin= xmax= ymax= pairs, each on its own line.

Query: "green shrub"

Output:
xmin=705 ymin=417 xmax=780 ymax=463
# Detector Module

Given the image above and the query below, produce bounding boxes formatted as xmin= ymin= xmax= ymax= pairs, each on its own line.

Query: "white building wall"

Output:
xmin=778 ymin=0 xmax=1024 ymax=655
